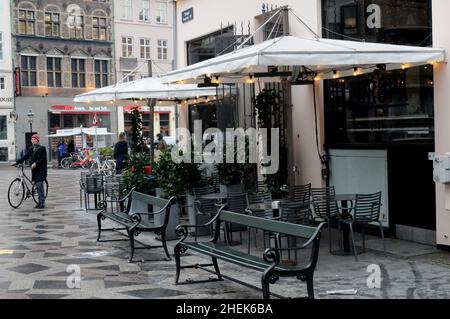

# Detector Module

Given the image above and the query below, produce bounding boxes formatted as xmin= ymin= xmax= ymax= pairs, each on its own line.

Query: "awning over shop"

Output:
xmin=160 ymin=35 xmax=446 ymax=83
xmin=73 ymin=77 xmax=218 ymax=103
xmin=46 ymin=127 xmax=115 ymax=138
xmin=49 ymin=105 xmax=112 ymax=114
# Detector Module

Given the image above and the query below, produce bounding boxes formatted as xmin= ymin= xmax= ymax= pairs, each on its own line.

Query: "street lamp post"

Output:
xmin=27 ymin=109 xmax=35 ymax=133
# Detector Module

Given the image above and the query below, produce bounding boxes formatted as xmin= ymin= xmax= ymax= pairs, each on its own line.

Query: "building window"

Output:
xmin=122 ymin=37 xmax=133 ymax=58
xmin=45 ymin=12 xmax=60 ymax=37
xmin=157 ymin=39 xmax=168 ymax=60
xmin=68 ymin=14 xmax=84 ymax=39
xmin=122 ymin=73 xmax=135 ymax=82
xmin=156 ymin=1 xmax=168 ymax=24
xmin=139 ymin=0 xmax=150 ymax=22
xmin=21 ymin=55 xmax=37 ymax=87
xmin=322 ymin=0 xmax=434 ymax=146
xmin=0 ymin=78 xmax=4 ymax=90
xmin=159 ymin=113 xmax=170 ymax=136
xmin=92 ymin=17 xmax=107 ymax=41
xmin=95 ymin=60 xmax=109 ymax=88
xmin=0 ymin=116 xmax=7 ymax=140
xmin=19 ymin=9 xmax=35 ymax=35
xmin=0 ymin=33 xmax=3 ymax=60
xmin=140 ymin=38 xmax=151 ymax=59
xmin=71 ymin=59 xmax=86 ymax=88
xmin=121 ymin=0 xmax=132 ymax=20
xmin=47 ymin=57 xmax=62 ymax=88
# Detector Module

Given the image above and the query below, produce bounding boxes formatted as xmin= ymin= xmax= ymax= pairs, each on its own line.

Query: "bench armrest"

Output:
xmin=131 ymin=196 xmax=176 ymax=217
xmin=271 ymin=222 xmax=328 ymax=252
xmin=175 ymin=204 xmax=227 ymax=240
xmin=99 ymin=188 xmax=135 ymax=213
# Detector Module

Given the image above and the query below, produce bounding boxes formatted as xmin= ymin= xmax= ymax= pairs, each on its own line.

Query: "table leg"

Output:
xmin=341 ymin=200 xmax=350 ymax=253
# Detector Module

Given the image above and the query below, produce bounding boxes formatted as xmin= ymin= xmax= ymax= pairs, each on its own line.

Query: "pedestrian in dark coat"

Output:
xmin=12 ymin=134 xmax=48 ymax=208
xmin=114 ymin=132 xmax=129 ymax=174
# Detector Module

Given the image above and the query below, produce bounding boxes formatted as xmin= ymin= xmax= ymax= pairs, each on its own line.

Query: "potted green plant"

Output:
xmin=152 ymin=149 xmax=192 ymax=240
xmin=216 ymin=138 xmax=255 ymax=193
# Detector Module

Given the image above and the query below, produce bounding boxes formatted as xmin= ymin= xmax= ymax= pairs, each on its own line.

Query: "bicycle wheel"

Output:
xmin=32 ymin=180 xmax=49 ymax=204
xmin=106 ymin=160 xmax=116 ymax=172
xmin=8 ymin=178 xmax=25 ymax=209
xmin=61 ymin=157 xmax=72 ymax=169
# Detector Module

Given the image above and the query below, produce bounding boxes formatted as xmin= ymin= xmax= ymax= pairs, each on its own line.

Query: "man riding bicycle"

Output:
xmin=11 ymin=134 xmax=48 ymax=209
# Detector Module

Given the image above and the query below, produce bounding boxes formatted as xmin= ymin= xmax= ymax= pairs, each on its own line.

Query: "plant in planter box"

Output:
xmin=123 ymin=151 xmax=153 ymax=195
xmin=216 ymin=137 xmax=255 ymax=191
xmin=152 ymin=149 xmax=190 ymax=200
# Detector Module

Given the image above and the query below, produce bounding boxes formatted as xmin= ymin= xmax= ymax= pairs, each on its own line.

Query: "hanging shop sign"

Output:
xmin=14 ymin=67 xmax=21 ymax=97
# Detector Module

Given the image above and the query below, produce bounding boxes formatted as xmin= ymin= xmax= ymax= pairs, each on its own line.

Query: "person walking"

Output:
xmin=114 ymin=132 xmax=129 ymax=174
xmin=58 ymin=140 xmax=66 ymax=167
xmin=156 ymin=133 xmax=168 ymax=151
xmin=12 ymin=134 xmax=48 ymax=209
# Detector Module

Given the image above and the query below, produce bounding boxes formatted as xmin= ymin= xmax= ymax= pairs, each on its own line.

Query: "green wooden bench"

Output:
xmin=97 ymin=189 xmax=175 ymax=262
xmin=174 ymin=205 xmax=327 ymax=299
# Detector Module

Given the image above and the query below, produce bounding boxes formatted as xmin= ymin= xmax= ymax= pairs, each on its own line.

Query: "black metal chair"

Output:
xmin=278 ymin=201 xmax=314 ymax=261
xmin=192 ymin=197 xmax=218 ymax=240
xmin=84 ymin=175 xmax=104 ymax=213
xmin=290 ymin=183 xmax=312 ymax=202
xmin=256 ymin=181 xmax=269 ymax=193
xmin=246 ymin=192 xmax=273 ymax=253
xmin=193 ymin=185 xmax=215 ymax=197
xmin=311 ymin=186 xmax=341 ymax=253
xmin=338 ymin=192 xmax=385 ymax=261
xmin=225 ymin=193 xmax=248 ymax=244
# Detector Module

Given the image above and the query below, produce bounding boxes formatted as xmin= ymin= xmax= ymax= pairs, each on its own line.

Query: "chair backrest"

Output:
xmin=86 ymin=175 xmax=103 ymax=193
xmin=354 ymin=192 xmax=382 ymax=223
xmin=280 ymin=202 xmax=312 ymax=225
xmin=311 ymin=186 xmax=340 ymax=219
xmin=246 ymin=192 xmax=272 ymax=206
xmin=256 ymin=181 xmax=268 ymax=193
xmin=104 ymin=182 xmax=122 ymax=200
xmin=227 ymin=193 xmax=247 ymax=214
xmin=193 ymin=185 xmax=214 ymax=197
xmin=195 ymin=197 xmax=218 ymax=215
xmin=290 ymin=183 xmax=312 ymax=202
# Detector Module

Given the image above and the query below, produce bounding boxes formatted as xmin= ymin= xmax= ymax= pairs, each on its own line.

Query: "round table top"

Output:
xmin=199 ymin=193 xmax=229 ymax=200
xmin=248 ymin=203 xmax=273 ymax=211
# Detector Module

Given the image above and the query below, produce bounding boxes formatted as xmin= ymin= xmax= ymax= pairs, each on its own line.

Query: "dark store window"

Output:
xmin=322 ymin=0 xmax=434 ymax=145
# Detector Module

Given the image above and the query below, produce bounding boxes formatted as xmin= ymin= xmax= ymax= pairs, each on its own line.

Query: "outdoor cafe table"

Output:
xmin=199 ymin=193 xmax=229 ymax=201
xmin=332 ymin=194 xmax=357 ymax=255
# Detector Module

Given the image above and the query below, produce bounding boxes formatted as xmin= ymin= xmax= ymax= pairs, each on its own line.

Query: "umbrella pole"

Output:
xmin=148 ymin=98 xmax=156 ymax=161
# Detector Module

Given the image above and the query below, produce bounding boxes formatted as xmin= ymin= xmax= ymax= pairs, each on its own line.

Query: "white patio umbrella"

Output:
xmin=161 ymin=35 xmax=445 ymax=83
xmin=73 ymin=76 xmax=217 ymax=103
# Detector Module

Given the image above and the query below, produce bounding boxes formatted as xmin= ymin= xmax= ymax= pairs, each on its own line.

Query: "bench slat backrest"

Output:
xmin=132 ymin=191 xmax=169 ymax=208
xmin=220 ymin=211 xmax=316 ymax=239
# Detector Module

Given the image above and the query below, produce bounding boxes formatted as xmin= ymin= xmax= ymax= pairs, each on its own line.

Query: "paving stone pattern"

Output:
xmin=0 ymin=165 xmax=449 ymax=299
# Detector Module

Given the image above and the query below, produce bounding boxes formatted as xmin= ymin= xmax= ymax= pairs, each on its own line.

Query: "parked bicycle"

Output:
xmin=90 ymin=155 xmax=116 ymax=176
xmin=60 ymin=150 xmax=93 ymax=169
xmin=8 ymin=164 xmax=49 ymax=209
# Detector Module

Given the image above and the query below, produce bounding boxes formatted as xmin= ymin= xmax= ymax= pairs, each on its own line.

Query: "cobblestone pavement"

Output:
xmin=0 ymin=165 xmax=450 ymax=299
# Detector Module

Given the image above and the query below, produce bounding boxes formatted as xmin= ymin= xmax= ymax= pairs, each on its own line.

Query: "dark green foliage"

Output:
xmin=216 ymin=137 xmax=255 ymax=187
xmin=252 ymin=89 xmax=288 ymax=197
xmin=123 ymin=152 xmax=152 ymax=194
xmin=129 ymin=107 xmax=149 ymax=153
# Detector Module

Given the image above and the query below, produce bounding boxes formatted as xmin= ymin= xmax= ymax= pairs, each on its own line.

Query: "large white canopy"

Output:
xmin=161 ymin=35 xmax=446 ymax=83
xmin=73 ymin=76 xmax=218 ymax=103
xmin=47 ymin=127 xmax=114 ymax=138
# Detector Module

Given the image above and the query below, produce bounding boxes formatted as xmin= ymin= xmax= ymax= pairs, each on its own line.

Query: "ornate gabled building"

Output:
xmin=12 ymin=0 xmax=117 ymax=161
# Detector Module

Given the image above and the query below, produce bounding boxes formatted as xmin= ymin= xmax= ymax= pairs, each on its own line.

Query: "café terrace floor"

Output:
xmin=0 ymin=165 xmax=449 ymax=299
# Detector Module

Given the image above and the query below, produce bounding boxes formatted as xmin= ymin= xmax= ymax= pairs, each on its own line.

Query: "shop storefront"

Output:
xmin=322 ymin=0 xmax=435 ymax=241
xmin=48 ymin=105 xmax=113 ymax=161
